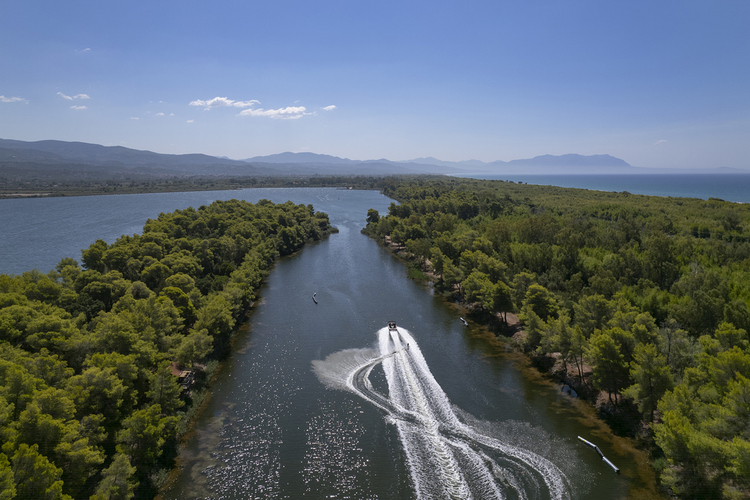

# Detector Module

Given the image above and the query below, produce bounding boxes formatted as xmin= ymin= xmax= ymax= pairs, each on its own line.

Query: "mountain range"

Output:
xmin=2 ymin=138 xmax=743 ymax=181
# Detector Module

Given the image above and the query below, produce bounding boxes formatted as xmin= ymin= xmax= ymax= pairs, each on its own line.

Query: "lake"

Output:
xmin=1 ymin=187 xmax=658 ymax=499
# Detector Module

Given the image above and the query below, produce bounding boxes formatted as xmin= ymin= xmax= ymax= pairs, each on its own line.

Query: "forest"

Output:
xmin=0 ymin=173 xmax=386 ymax=199
xmin=363 ymin=176 xmax=750 ymax=500
xmin=0 ymin=198 xmax=334 ymax=499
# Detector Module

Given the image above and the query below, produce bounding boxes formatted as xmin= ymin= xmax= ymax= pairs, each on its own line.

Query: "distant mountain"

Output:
xmin=242 ymin=152 xmax=358 ymax=165
xmin=0 ymin=139 xmax=453 ymax=180
xmin=0 ymin=138 xmax=241 ymax=168
xmin=473 ymin=154 xmax=633 ymax=174
xmin=2 ymin=138 xmax=654 ymax=180
xmin=400 ymin=157 xmax=487 ymax=169
xmin=245 ymin=152 xmax=635 ymax=173
xmin=497 ymin=154 xmax=631 ymax=168
xmin=0 ymin=146 xmax=68 ymax=163
xmin=0 ymin=138 xmax=274 ymax=181
xmin=400 ymin=153 xmax=632 ymax=173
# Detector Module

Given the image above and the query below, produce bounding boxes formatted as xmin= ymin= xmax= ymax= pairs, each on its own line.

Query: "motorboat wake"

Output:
xmin=312 ymin=325 xmax=573 ymax=500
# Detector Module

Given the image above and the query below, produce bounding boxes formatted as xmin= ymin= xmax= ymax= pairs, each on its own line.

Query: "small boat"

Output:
xmin=388 ymin=321 xmax=398 ymax=331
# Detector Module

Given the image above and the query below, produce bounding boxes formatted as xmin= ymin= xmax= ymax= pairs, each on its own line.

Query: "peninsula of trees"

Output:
xmin=0 ymin=198 xmax=334 ymax=499
xmin=364 ymin=176 xmax=750 ymax=500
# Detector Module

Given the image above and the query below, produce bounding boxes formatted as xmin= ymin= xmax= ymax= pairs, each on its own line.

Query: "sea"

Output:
xmin=456 ymin=173 xmax=750 ymax=203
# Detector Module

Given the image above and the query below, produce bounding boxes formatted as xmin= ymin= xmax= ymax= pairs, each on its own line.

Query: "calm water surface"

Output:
xmin=0 ymin=188 xmax=383 ymax=276
xmin=152 ymin=190 xmax=632 ymax=499
xmin=1 ymin=188 xmax=649 ymax=499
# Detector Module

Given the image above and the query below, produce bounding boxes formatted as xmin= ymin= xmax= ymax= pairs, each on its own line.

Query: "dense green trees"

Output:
xmin=623 ymin=343 xmax=674 ymax=422
xmin=655 ymin=327 xmax=750 ymax=497
xmin=0 ymin=198 xmax=333 ymax=499
xmin=364 ymin=176 xmax=750 ymax=499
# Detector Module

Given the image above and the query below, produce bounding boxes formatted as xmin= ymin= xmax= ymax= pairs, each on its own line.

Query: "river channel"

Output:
xmin=0 ymin=188 xmax=656 ymax=499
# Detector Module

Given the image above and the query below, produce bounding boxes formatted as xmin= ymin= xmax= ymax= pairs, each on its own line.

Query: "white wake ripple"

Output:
xmin=313 ymin=327 xmax=572 ymax=500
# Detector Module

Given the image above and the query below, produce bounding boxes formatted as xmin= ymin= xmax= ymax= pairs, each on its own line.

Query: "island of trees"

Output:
xmin=364 ymin=176 xmax=750 ymax=500
xmin=0 ymin=198 xmax=334 ymax=499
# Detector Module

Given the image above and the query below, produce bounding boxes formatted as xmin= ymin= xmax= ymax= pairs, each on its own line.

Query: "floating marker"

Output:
xmin=578 ymin=436 xmax=620 ymax=473
xmin=602 ymin=456 xmax=619 ymax=474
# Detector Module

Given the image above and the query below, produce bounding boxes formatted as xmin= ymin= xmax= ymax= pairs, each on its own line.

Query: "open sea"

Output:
xmin=458 ymin=173 xmax=750 ymax=203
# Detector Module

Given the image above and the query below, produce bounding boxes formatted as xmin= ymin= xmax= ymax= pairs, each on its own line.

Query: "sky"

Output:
xmin=1 ymin=0 xmax=749 ymax=169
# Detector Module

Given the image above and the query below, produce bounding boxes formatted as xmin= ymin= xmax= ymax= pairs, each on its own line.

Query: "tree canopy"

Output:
xmin=364 ymin=176 xmax=750 ymax=499
xmin=0 ymin=198 xmax=333 ymax=499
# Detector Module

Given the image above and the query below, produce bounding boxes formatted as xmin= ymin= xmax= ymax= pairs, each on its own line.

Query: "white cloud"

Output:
xmin=189 ymin=96 xmax=311 ymax=119
xmin=58 ymin=92 xmax=89 ymax=100
xmin=189 ymin=96 xmax=259 ymax=110
xmin=130 ymin=117 xmax=139 ymax=120
xmin=0 ymin=95 xmax=27 ymax=103
xmin=323 ymin=105 xmax=337 ymax=111
xmin=76 ymin=48 xmax=91 ymax=53
xmin=169 ymin=113 xmax=174 ymax=116
xmin=156 ymin=112 xmax=165 ymax=116
xmin=186 ymin=119 xmax=194 ymax=123
xmin=70 ymin=105 xmax=87 ymax=110
xmin=654 ymin=139 xmax=667 ymax=145
xmin=239 ymin=105 xmax=309 ymax=119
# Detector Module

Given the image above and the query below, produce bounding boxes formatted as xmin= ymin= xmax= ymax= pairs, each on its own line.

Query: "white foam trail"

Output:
xmin=312 ymin=348 xmax=379 ymax=392
xmin=313 ymin=327 xmax=572 ymax=500
xmin=381 ymin=329 xmax=472 ymax=499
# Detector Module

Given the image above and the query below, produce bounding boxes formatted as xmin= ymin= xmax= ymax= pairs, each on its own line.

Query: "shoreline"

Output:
xmin=369 ymin=229 xmax=667 ymax=500
xmin=0 ymin=176 xmax=386 ymax=200
xmin=155 ymin=232 xmax=337 ymax=497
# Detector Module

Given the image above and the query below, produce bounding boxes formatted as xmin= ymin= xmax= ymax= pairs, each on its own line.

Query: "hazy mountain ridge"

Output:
xmin=242 ymin=152 xmax=359 ymax=165
xmin=0 ymin=139 xmax=451 ymax=177
xmin=493 ymin=153 xmax=630 ymax=168
xmin=2 ymin=138 xmax=746 ymax=179
xmin=400 ymin=157 xmax=487 ymax=169
xmin=401 ymin=154 xmax=630 ymax=169
xmin=243 ymin=151 xmax=636 ymax=174
xmin=0 ymin=139 xmax=241 ymax=168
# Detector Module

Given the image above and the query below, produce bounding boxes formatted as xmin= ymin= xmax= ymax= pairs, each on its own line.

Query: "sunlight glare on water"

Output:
xmin=313 ymin=326 xmax=578 ymax=500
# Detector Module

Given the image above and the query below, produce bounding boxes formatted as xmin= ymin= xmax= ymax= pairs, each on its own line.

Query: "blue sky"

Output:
xmin=1 ymin=1 xmax=748 ymax=169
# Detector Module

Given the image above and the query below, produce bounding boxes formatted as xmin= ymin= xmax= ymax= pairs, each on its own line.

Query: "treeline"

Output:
xmin=364 ymin=176 xmax=750 ymax=499
xmin=0 ymin=198 xmax=334 ymax=499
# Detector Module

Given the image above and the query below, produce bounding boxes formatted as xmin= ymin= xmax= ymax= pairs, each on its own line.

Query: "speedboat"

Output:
xmin=388 ymin=321 xmax=398 ymax=331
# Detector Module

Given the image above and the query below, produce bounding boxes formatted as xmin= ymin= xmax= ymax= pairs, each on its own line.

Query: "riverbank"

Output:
xmin=0 ymin=196 xmax=339 ymax=499
xmin=368 ymin=230 xmax=668 ymax=500
xmin=0 ymin=175 xmax=386 ymax=199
